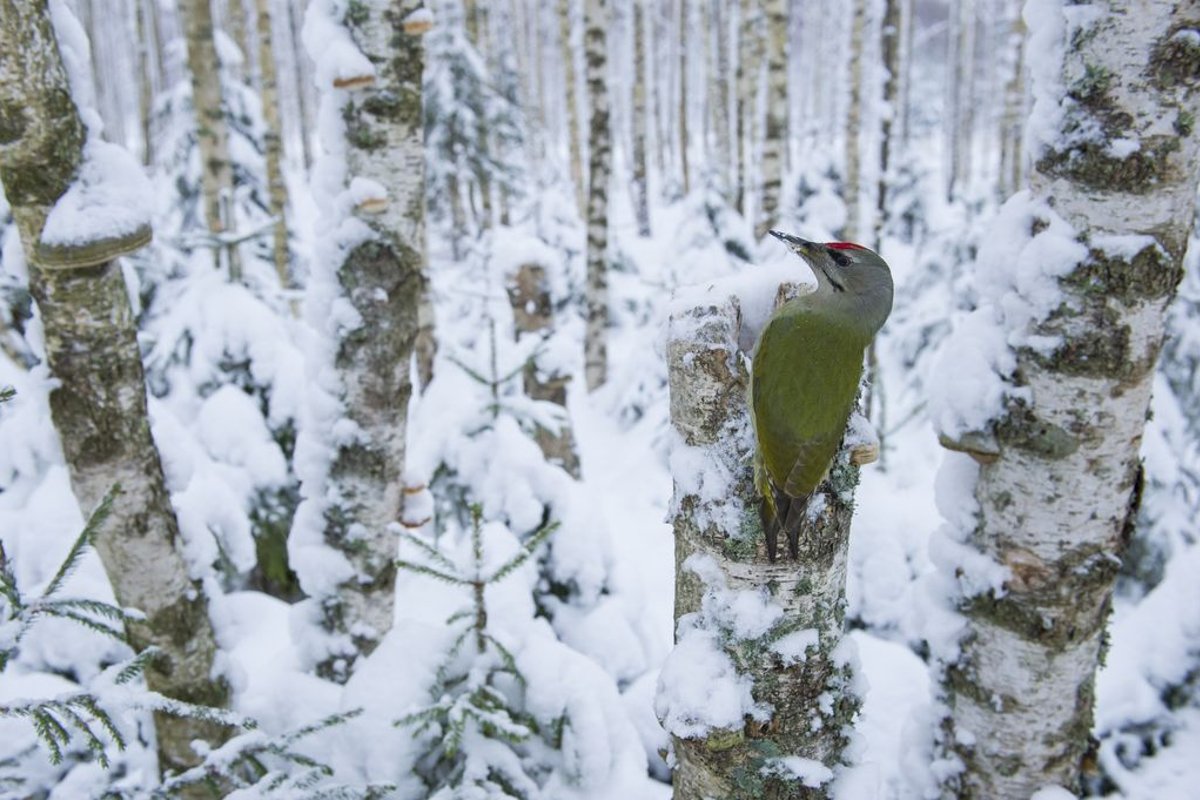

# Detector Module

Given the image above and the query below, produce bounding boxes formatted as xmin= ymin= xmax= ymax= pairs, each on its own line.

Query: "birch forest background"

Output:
xmin=2 ymin=0 xmax=1200 ymax=798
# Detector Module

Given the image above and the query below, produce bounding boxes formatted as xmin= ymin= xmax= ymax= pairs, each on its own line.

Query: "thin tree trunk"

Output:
xmin=734 ymin=0 xmax=758 ymax=216
xmin=560 ymin=0 xmax=584 ymax=215
xmin=507 ymin=263 xmax=580 ymax=477
xmin=583 ymin=0 xmax=610 ymax=391
xmin=897 ymin=0 xmax=914 ymax=147
xmin=287 ymin=0 xmax=313 ymax=171
xmin=136 ymin=0 xmax=155 ymax=165
xmin=678 ymin=0 xmax=690 ymax=195
xmin=873 ymin=0 xmax=899 ymax=247
xmin=950 ymin=0 xmax=975 ymax=201
xmin=631 ymin=0 xmax=651 ymax=235
xmin=997 ymin=7 xmax=1026 ymax=199
xmin=934 ymin=3 xmax=1200 ymax=795
xmin=254 ymin=0 xmax=290 ymax=290
xmin=304 ymin=0 xmax=427 ymax=678
xmin=842 ymin=0 xmax=866 ymax=242
xmin=0 ymin=0 xmax=230 ymax=779
xmin=182 ymin=0 xmax=241 ymax=278
xmin=710 ymin=0 xmax=731 ymax=198
xmin=756 ymin=0 xmax=786 ymax=239
xmin=660 ymin=288 xmax=866 ymax=798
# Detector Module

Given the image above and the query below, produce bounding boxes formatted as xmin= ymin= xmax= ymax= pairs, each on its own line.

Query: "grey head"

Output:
xmin=768 ymin=230 xmax=894 ymax=337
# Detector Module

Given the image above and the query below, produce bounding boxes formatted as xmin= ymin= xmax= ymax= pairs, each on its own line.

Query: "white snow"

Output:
xmin=39 ymin=140 xmax=153 ymax=248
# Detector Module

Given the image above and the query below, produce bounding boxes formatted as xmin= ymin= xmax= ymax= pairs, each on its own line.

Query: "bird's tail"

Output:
xmin=756 ymin=453 xmax=810 ymax=562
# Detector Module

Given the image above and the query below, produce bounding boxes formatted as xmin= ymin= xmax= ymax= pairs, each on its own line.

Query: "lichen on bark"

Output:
xmin=662 ymin=293 xmax=864 ymax=799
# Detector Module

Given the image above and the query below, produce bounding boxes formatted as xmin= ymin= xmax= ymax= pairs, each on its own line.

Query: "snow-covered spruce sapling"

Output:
xmin=150 ymin=709 xmax=397 ymax=799
xmin=395 ymin=506 xmax=559 ymax=798
xmin=0 ymin=486 xmax=247 ymax=776
xmin=447 ymin=317 xmax=567 ymax=439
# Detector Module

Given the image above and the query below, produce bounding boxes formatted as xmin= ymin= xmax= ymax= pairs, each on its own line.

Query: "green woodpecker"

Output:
xmin=752 ymin=231 xmax=893 ymax=561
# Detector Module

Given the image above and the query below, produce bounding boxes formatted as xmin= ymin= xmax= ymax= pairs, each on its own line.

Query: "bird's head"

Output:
xmin=768 ymin=230 xmax=894 ymax=336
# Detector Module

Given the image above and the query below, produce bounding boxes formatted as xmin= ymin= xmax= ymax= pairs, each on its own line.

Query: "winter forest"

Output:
xmin=1 ymin=0 xmax=1199 ymax=798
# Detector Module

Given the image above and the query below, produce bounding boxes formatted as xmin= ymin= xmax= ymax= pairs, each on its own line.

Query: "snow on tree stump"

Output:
xmin=657 ymin=284 xmax=869 ymax=799
xmin=507 ymin=262 xmax=580 ymax=478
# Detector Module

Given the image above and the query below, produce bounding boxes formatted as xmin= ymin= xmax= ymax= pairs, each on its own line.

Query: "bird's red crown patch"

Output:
xmin=826 ymin=241 xmax=868 ymax=251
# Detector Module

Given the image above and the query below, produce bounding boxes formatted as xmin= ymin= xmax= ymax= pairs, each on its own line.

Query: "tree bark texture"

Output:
xmin=507 ymin=263 xmax=580 ymax=478
xmin=631 ymin=0 xmax=651 ymax=236
xmin=0 ymin=0 xmax=229 ymax=777
xmin=842 ymin=0 xmax=866 ymax=243
xmin=756 ymin=0 xmax=786 ymax=239
xmin=710 ymin=0 xmax=732 ymax=198
xmin=318 ymin=0 xmax=427 ymax=673
xmin=935 ymin=3 xmax=1200 ymax=796
xmin=182 ymin=0 xmax=240 ymax=276
xmin=560 ymin=0 xmax=585 ymax=216
xmin=874 ymin=0 xmax=900 ymax=247
xmin=254 ymin=0 xmax=291 ymax=290
xmin=677 ymin=0 xmax=690 ymax=196
xmin=998 ymin=7 xmax=1026 ymax=200
xmin=583 ymin=0 xmax=610 ymax=391
xmin=735 ymin=0 xmax=759 ymax=216
xmin=663 ymin=291 xmax=863 ymax=799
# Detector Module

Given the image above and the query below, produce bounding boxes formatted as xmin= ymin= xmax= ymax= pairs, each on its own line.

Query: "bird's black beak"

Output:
xmin=768 ymin=230 xmax=814 ymax=254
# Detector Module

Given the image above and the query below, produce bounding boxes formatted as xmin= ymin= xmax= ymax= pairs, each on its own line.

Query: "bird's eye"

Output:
xmin=829 ymin=250 xmax=851 ymax=267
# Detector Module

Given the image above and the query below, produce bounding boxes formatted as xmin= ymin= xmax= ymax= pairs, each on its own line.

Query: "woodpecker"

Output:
xmin=752 ymin=231 xmax=894 ymax=561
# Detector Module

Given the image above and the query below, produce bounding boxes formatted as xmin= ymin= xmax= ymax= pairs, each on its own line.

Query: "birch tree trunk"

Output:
xmin=583 ymin=0 xmax=610 ymax=392
xmin=677 ymin=0 xmax=690 ymax=196
xmin=756 ymin=0 xmax=786 ymax=239
xmin=950 ymin=0 xmax=975 ymax=201
xmin=997 ymin=7 xmax=1026 ymax=200
xmin=507 ymin=263 xmax=580 ymax=478
xmin=734 ymin=0 xmax=758 ymax=216
xmin=182 ymin=0 xmax=241 ymax=278
xmin=287 ymin=0 xmax=314 ymax=171
xmin=631 ymin=0 xmax=651 ymax=236
xmin=710 ymin=0 xmax=732 ymax=198
xmin=560 ymin=0 xmax=584 ymax=215
xmin=254 ymin=0 xmax=291 ymax=290
xmin=842 ymin=0 xmax=866 ymax=243
xmin=659 ymin=289 xmax=866 ymax=798
xmin=306 ymin=0 xmax=427 ymax=677
xmin=933 ymin=3 xmax=1200 ymax=796
xmin=0 ymin=0 xmax=229 ymax=777
xmin=136 ymin=0 xmax=156 ymax=165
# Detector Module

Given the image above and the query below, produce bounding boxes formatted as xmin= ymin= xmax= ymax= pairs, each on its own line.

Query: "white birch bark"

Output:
xmin=254 ymin=0 xmax=290 ymax=290
xmin=660 ymin=289 xmax=866 ymax=799
xmin=934 ymin=3 xmax=1200 ymax=795
xmin=756 ymin=0 xmax=786 ymax=239
xmin=182 ymin=0 xmax=241 ymax=278
xmin=842 ymin=0 xmax=866 ymax=243
xmin=631 ymin=0 xmax=651 ymax=236
xmin=0 ymin=0 xmax=229 ymax=777
xmin=560 ymin=0 xmax=585 ymax=215
xmin=583 ymin=0 xmax=610 ymax=391
xmin=997 ymin=4 xmax=1026 ymax=200
xmin=734 ymin=0 xmax=759 ymax=216
xmin=301 ymin=0 xmax=427 ymax=678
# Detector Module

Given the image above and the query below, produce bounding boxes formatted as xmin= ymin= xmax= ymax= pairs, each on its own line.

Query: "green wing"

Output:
xmin=750 ymin=309 xmax=865 ymax=498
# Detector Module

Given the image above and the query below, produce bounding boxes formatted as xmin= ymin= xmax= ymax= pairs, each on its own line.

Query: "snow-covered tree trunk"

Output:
xmin=135 ymin=0 xmax=156 ymax=164
xmin=560 ymin=0 xmax=584 ymax=216
xmin=949 ymin=0 xmax=976 ymax=201
xmin=631 ymin=0 xmax=651 ymax=236
xmin=842 ymin=0 xmax=866 ymax=243
xmin=756 ymin=0 xmax=785 ymax=239
xmin=507 ymin=262 xmax=580 ymax=478
xmin=998 ymin=6 xmax=1026 ymax=200
xmin=254 ymin=0 xmax=290 ymax=289
xmin=659 ymin=289 xmax=867 ymax=799
xmin=734 ymin=0 xmax=758 ymax=216
xmin=182 ymin=0 xmax=241 ymax=277
xmin=677 ymin=0 xmax=690 ymax=196
xmin=300 ymin=0 xmax=428 ymax=678
xmin=583 ymin=0 xmax=610 ymax=392
xmin=709 ymin=0 xmax=732 ymax=198
xmin=0 ymin=0 xmax=229 ymax=777
xmin=932 ymin=4 xmax=1200 ymax=796
xmin=874 ymin=0 xmax=899 ymax=247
